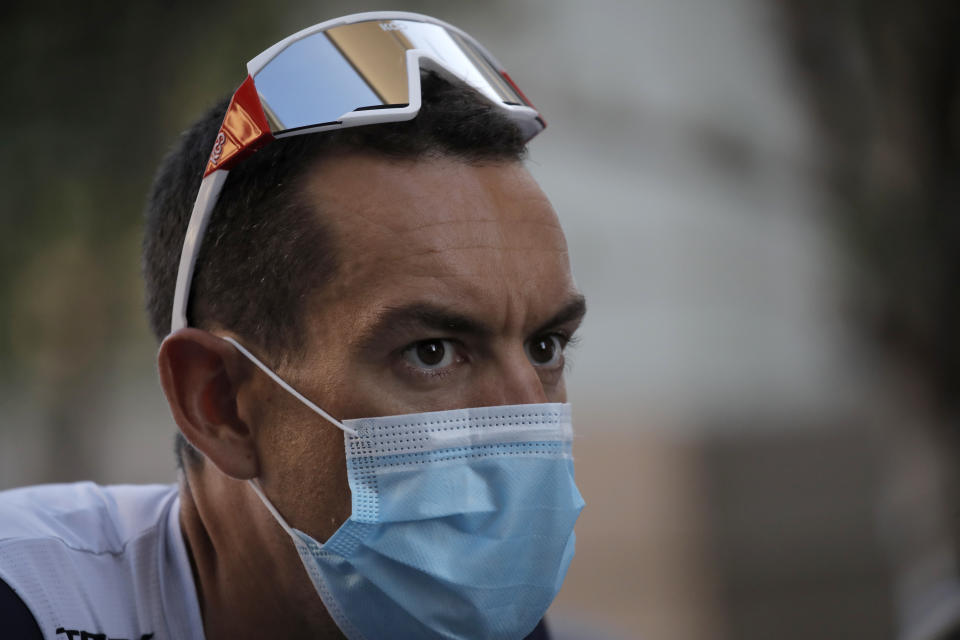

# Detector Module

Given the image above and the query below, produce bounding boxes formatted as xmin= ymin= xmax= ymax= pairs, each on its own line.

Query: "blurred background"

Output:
xmin=2 ymin=1 xmax=958 ymax=638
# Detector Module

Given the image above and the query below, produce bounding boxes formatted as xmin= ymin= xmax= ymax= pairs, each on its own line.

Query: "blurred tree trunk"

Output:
xmin=776 ymin=0 xmax=960 ymax=633
xmin=776 ymin=0 xmax=960 ymax=425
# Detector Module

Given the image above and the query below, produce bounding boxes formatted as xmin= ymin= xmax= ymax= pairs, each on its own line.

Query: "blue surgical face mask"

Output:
xmin=227 ymin=337 xmax=585 ymax=640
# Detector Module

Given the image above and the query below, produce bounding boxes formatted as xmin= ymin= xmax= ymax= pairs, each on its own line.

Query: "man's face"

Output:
xmin=246 ymin=152 xmax=583 ymax=541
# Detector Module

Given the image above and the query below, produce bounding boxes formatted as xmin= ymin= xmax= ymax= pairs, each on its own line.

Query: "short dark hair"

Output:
xmin=142 ymin=71 xmax=528 ymax=466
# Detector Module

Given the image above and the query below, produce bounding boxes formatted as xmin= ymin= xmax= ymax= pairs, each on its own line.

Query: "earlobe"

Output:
xmin=158 ymin=328 xmax=260 ymax=479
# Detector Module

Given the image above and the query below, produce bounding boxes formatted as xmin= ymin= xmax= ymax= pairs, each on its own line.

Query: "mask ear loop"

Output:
xmin=248 ymin=477 xmax=300 ymax=538
xmin=226 ymin=335 xmax=358 ymax=539
xmin=221 ymin=336 xmax=357 ymax=436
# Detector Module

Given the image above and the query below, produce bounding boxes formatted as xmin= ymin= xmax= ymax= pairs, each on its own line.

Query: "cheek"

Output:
xmin=249 ymin=355 xmax=356 ymax=536
xmin=546 ymin=376 xmax=568 ymax=404
xmin=335 ymin=364 xmax=463 ymax=418
xmin=261 ymin=410 xmax=353 ymax=540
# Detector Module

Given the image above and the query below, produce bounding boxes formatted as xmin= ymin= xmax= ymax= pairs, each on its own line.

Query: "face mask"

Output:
xmin=227 ymin=337 xmax=585 ymax=640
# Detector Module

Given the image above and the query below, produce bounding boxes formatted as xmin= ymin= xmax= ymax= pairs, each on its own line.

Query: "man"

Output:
xmin=0 ymin=12 xmax=585 ymax=639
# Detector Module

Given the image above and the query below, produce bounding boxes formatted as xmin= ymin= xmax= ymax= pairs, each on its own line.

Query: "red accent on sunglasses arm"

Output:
xmin=204 ymin=75 xmax=275 ymax=177
xmin=500 ymin=71 xmax=546 ymax=128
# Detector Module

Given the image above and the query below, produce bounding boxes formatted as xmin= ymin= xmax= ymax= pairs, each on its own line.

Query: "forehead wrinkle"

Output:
xmin=393 ymin=215 xmax=564 ymax=233
xmin=387 ymin=218 xmax=568 ymax=254
xmin=359 ymin=214 xmax=567 ymax=266
xmin=371 ymin=246 xmax=571 ymax=284
xmin=317 ymin=199 xmax=567 ymax=260
xmin=400 ymin=244 xmax=568 ymax=259
xmin=315 ymin=175 xmax=562 ymax=230
xmin=404 ymin=257 xmax=574 ymax=320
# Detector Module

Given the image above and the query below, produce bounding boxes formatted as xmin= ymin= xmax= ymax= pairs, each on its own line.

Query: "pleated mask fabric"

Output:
xmin=252 ymin=403 xmax=584 ymax=640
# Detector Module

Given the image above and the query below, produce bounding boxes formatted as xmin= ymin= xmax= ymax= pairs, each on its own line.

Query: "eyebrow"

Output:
xmin=535 ymin=294 xmax=587 ymax=335
xmin=355 ymin=294 xmax=587 ymax=352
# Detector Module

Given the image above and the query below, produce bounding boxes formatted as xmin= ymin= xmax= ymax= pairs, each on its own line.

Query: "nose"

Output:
xmin=471 ymin=346 xmax=548 ymax=407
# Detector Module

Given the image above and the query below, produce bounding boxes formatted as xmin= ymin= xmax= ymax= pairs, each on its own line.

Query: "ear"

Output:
xmin=158 ymin=328 xmax=259 ymax=479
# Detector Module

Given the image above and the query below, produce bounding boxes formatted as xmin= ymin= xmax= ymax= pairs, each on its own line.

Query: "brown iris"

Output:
xmin=528 ymin=336 xmax=557 ymax=365
xmin=416 ymin=340 xmax=446 ymax=366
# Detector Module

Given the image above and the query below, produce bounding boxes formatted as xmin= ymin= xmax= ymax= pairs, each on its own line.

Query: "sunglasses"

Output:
xmin=170 ymin=11 xmax=545 ymax=333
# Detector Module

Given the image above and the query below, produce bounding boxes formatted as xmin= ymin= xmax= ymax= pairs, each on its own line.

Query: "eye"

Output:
xmin=401 ymin=339 xmax=457 ymax=370
xmin=526 ymin=334 xmax=564 ymax=368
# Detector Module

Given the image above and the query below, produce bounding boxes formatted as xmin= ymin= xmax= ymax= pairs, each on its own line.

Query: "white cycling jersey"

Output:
xmin=0 ymin=482 xmax=204 ymax=640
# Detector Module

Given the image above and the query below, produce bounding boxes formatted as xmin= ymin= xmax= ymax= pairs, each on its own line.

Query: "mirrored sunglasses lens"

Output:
xmin=253 ymin=27 xmax=401 ymax=133
xmin=253 ymin=19 xmax=527 ymax=134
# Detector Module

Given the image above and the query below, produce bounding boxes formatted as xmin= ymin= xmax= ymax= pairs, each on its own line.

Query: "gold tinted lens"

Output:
xmin=326 ymin=22 xmax=412 ymax=105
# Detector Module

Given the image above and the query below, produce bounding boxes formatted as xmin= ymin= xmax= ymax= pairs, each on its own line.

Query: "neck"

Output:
xmin=177 ymin=466 xmax=344 ymax=639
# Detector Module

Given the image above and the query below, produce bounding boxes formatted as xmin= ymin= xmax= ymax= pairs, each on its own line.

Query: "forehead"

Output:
xmin=299 ymin=153 xmax=573 ymax=330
